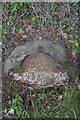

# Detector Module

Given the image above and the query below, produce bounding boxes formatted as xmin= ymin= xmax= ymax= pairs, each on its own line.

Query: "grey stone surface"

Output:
xmin=4 ymin=40 xmax=68 ymax=74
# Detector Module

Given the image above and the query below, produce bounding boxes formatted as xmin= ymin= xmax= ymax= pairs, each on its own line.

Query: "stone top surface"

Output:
xmin=4 ymin=40 xmax=68 ymax=74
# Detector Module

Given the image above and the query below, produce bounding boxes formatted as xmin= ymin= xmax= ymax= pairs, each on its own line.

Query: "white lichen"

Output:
xmin=12 ymin=70 xmax=69 ymax=87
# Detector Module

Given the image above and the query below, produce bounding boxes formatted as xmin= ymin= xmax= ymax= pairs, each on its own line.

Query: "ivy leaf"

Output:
xmin=72 ymin=40 xmax=78 ymax=47
xmin=0 ymin=3 xmax=3 ymax=12
xmin=69 ymin=40 xmax=78 ymax=48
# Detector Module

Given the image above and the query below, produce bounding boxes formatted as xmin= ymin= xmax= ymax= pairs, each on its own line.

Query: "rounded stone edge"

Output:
xmin=3 ymin=40 xmax=68 ymax=74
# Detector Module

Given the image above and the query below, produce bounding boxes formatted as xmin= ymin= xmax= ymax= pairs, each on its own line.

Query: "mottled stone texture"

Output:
xmin=22 ymin=53 xmax=56 ymax=72
xmin=3 ymin=39 xmax=75 ymax=87
xmin=4 ymin=40 xmax=68 ymax=74
xmin=21 ymin=53 xmax=69 ymax=87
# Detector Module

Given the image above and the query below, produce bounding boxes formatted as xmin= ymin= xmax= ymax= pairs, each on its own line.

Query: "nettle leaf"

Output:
xmin=11 ymin=3 xmax=18 ymax=12
xmin=11 ymin=95 xmax=24 ymax=117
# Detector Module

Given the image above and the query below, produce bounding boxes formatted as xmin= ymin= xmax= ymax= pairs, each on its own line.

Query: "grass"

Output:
xmin=3 ymin=85 xmax=79 ymax=118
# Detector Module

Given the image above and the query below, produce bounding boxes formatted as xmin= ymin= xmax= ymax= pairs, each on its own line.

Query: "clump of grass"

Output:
xmin=3 ymin=86 xmax=78 ymax=118
xmin=29 ymin=86 xmax=78 ymax=118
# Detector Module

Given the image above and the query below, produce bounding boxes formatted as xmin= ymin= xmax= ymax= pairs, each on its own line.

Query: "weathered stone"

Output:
xmin=22 ymin=53 xmax=57 ymax=72
xmin=3 ymin=39 xmax=76 ymax=88
xmin=21 ymin=53 xmax=69 ymax=87
xmin=4 ymin=40 xmax=68 ymax=74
